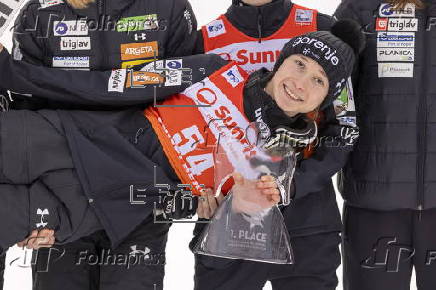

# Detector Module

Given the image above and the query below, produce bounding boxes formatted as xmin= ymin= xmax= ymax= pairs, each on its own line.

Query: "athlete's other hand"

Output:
xmin=17 ymin=229 xmax=55 ymax=249
xmin=231 ymin=173 xmax=280 ymax=214
xmin=197 ymin=188 xmax=225 ymax=219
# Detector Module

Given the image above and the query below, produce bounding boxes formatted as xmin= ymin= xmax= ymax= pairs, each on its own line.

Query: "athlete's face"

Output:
xmin=241 ymin=0 xmax=273 ymax=6
xmin=265 ymin=54 xmax=329 ymax=117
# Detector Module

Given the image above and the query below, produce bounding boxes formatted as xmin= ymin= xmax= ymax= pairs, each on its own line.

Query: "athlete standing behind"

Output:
xmin=4 ymin=0 xmax=198 ymax=289
xmin=335 ymin=0 xmax=436 ymax=289
xmin=190 ymin=1 xmax=363 ymax=289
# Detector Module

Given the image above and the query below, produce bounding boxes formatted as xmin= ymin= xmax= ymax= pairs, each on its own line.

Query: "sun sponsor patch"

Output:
xmin=120 ymin=41 xmax=158 ymax=61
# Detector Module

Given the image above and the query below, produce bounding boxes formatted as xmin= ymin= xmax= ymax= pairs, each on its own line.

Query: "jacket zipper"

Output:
xmin=257 ymin=7 xmax=262 ymax=43
xmin=417 ymin=6 xmax=428 ymax=214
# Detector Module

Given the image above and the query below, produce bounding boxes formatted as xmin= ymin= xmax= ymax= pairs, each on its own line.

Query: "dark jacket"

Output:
xmin=0 ymin=48 xmax=228 ymax=246
xmin=194 ymin=0 xmax=335 ymax=54
xmin=335 ymin=0 xmax=436 ymax=210
xmin=194 ymin=0 xmax=357 ymax=236
xmin=1 ymin=46 xmax=345 ymax=242
xmin=10 ymin=0 xmax=197 ymax=109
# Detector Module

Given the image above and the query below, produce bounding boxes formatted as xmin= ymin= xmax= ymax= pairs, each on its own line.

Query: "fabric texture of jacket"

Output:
xmin=10 ymin=0 xmax=197 ymax=109
xmin=335 ymin=0 xmax=436 ymax=210
xmin=1 ymin=47 xmax=344 ymax=241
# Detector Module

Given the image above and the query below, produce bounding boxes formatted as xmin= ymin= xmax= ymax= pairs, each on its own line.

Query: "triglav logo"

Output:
xmin=292 ymin=36 xmax=339 ymax=65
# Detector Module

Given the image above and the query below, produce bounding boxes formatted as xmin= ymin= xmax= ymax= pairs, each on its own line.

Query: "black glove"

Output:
xmin=157 ymin=190 xmax=198 ymax=220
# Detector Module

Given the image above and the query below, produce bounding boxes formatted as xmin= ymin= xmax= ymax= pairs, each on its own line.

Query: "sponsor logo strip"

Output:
xmin=116 ymin=14 xmax=158 ymax=32
xmin=377 ymin=32 xmax=415 ymax=48
xmin=126 ymin=71 xmax=164 ymax=88
xmin=60 ymin=37 xmax=91 ymax=50
xmin=108 ymin=69 xmax=127 ymax=92
xmin=52 ymin=56 xmax=90 ymax=68
xmin=378 ymin=62 xmax=414 ymax=78
xmin=39 ymin=0 xmax=63 ymax=9
xmin=54 ymin=20 xmax=88 ymax=36
xmin=120 ymin=41 xmax=158 ymax=61
xmin=379 ymin=3 xmax=415 ymax=18
xmin=387 ymin=18 xmax=418 ymax=31
xmin=377 ymin=47 xmax=415 ymax=62
xmin=121 ymin=59 xmax=153 ymax=69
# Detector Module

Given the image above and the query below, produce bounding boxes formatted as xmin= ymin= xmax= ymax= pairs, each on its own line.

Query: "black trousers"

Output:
xmin=194 ymin=232 xmax=341 ymax=290
xmin=32 ymin=215 xmax=169 ymax=290
xmin=0 ymin=252 xmax=4 ymax=290
xmin=343 ymin=205 xmax=436 ymax=290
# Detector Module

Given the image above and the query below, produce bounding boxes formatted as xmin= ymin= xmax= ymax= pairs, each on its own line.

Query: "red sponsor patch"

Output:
xmin=376 ymin=18 xmax=388 ymax=31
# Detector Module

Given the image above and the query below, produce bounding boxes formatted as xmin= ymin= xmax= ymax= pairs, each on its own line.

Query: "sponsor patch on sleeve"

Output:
xmin=295 ymin=9 xmax=314 ymax=24
xmin=108 ymin=69 xmax=127 ymax=92
xmin=125 ymin=71 xmax=165 ymax=88
xmin=221 ymin=66 xmax=243 ymax=88
xmin=206 ymin=19 xmax=226 ymax=38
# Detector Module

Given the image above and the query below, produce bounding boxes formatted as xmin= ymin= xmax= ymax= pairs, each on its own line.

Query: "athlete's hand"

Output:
xmin=197 ymin=188 xmax=225 ymax=219
xmin=17 ymin=229 xmax=55 ymax=249
xmin=231 ymin=173 xmax=280 ymax=214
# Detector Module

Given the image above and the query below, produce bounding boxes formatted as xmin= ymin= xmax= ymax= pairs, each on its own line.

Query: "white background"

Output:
xmin=0 ymin=1 xmax=418 ymax=289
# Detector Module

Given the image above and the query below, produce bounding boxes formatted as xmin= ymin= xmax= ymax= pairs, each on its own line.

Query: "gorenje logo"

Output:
xmin=0 ymin=0 xmax=26 ymax=37
xmin=292 ymin=36 xmax=339 ymax=65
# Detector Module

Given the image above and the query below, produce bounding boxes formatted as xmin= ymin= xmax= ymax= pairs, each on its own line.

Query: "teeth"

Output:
xmin=284 ymin=85 xmax=303 ymax=102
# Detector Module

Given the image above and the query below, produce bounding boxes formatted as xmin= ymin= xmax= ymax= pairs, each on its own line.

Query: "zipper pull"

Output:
xmin=418 ymin=205 xmax=423 ymax=221
xmin=257 ymin=8 xmax=262 ymax=43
